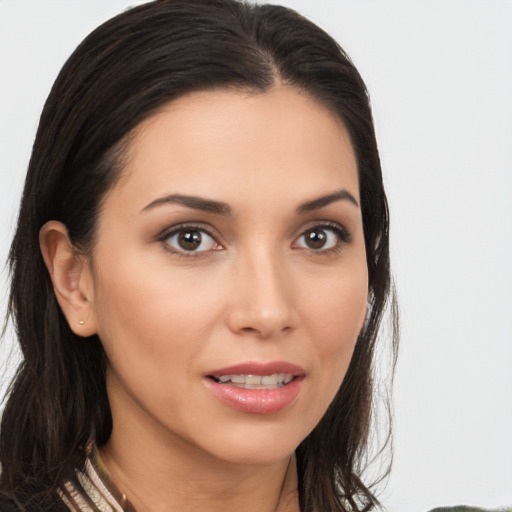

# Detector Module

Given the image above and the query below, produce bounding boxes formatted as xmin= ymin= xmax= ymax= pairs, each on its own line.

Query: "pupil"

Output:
xmin=306 ymin=229 xmax=326 ymax=249
xmin=178 ymin=230 xmax=202 ymax=250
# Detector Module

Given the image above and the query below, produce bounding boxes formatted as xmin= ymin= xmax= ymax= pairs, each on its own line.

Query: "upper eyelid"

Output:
xmin=158 ymin=222 xmax=219 ymax=241
xmin=156 ymin=220 xmax=351 ymax=246
xmin=297 ymin=220 xmax=351 ymax=237
xmin=158 ymin=224 xmax=222 ymax=256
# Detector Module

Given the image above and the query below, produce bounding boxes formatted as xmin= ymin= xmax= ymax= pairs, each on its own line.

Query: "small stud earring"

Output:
xmin=78 ymin=320 xmax=85 ymax=325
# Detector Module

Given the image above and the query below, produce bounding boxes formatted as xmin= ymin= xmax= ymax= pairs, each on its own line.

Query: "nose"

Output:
xmin=225 ymin=247 xmax=298 ymax=339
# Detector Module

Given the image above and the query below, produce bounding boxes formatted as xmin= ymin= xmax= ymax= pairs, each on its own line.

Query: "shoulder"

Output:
xmin=0 ymin=492 xmax=68 ymax=512
xmin=428 ymin=508 xmax=512 ymax=512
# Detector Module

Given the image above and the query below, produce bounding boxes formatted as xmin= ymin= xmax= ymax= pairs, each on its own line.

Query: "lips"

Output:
xmin=204 ymin=362 xmax=305 ymax=415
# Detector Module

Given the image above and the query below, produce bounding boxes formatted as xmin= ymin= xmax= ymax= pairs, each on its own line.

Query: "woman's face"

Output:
xmin=83 ymin=86 xmax=368 ymax=465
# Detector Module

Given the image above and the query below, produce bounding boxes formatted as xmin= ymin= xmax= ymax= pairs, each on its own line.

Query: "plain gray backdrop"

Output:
xmin=1 ymin=1 xmax=511 ymax=510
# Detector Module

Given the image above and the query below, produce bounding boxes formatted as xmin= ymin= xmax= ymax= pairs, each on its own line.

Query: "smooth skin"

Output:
xmin=40 ymin=86 xmax=368 ymax=512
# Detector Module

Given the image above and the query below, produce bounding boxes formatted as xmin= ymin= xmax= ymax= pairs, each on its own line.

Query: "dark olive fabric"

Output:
xmin=429 ymin=507 xmax=512 ymax=512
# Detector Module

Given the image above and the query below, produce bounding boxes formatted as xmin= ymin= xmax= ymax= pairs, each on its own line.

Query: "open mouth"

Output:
xmin=208 ymin=373 xmax=295 ymax=390
xmin=205 ymin=363 xmax=305 ymax=414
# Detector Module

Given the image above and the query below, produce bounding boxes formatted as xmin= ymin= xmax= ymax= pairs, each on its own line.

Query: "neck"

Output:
xmin=99 ymin=425 xmax=299 ymax=512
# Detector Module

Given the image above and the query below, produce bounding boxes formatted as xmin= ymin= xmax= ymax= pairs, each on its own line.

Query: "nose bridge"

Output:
xmin=227 ymin=241 xmax=296 ymax=338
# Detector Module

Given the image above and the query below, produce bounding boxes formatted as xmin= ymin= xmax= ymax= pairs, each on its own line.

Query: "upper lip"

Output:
xmin=207 ymin=361 xmax=306 ymax=378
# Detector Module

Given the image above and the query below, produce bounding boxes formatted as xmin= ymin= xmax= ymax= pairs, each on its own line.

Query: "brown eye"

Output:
xmin=178 ymin=230 xmax=202 ymax=250
xmin=304 ymin=229 xmax=329 ymax=249
xmin=295 ymin=224 xmax=349 ymax=251
xmin=164 ymin=228 xmax=219 ymax=252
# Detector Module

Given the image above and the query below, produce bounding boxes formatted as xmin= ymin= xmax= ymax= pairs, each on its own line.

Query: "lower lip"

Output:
xmin=204 ymin=377 xmax=304 ymax=415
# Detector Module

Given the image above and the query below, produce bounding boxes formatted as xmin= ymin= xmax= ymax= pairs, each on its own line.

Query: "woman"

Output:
xmin=0 ymin=1 xmax=397 ymax=511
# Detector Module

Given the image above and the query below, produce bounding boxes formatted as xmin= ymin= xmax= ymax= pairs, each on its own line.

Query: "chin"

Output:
xmin=195 ymin=422 xmax=309 ymax=467
xmin=214 ymin=444 xmax=296 ymax=467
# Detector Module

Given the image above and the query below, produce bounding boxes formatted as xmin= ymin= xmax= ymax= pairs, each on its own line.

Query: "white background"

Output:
xmin=1 ymin=1 xmax=511 ymax=511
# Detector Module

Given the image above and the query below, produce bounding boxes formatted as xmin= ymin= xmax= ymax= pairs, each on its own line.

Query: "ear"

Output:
xmin=39 ymin=221 xmax=97 ymax=337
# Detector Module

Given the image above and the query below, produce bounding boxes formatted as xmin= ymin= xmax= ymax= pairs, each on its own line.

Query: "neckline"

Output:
xmin=59 ymin=443 xmax=137 ymax=512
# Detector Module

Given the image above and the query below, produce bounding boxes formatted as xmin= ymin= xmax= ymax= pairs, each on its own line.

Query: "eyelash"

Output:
xmin=157 ymin=221 xmax=351 ymax=257
xmin=294 ymin=222 xmax=351 ymax=255
xmin=157 ymin=223 xmax=221 ymax=258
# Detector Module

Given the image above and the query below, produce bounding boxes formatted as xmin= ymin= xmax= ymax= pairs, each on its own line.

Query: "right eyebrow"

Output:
xmin=297 ymin=189 xmax=359 ymax=213
xmin=140 ymin=193 xmax=233 ymax=216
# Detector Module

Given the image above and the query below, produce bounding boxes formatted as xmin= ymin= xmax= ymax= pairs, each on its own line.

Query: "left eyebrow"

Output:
xmin=297 ymin=189 xmax=359 ymax=213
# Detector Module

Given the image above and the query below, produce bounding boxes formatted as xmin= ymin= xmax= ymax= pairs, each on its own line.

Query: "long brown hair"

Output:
xmin=1 ymin=1 xmax=398 ymax=510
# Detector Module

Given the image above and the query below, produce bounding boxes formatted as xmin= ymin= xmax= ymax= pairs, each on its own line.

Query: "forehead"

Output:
xmin=108 ymin=86 xmax=359 ymax=211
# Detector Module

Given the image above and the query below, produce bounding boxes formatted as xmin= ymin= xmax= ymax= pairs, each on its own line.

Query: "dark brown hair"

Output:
xmin=1 ymin=1 xmax=398 ymax=510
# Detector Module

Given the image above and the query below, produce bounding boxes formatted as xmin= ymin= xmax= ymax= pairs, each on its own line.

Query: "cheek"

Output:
xmin=302 ymin=264 xmax=368 ymax=393
xmin=90 ymin=261 xmax=222 ymax=424
xmin=307 ymin=269 xmax=368 ymax=347
xmin=91 ymin=255 xmax=216 ymax=369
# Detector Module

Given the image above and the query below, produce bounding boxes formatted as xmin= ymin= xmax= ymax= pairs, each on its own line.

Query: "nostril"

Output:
xmin=225 ymin=290 xmax=296 ymax=338
xmin=237 ymin=324 xmax=292 ymax=339
xmin=240 ymin=326 xmax=260 ymax=334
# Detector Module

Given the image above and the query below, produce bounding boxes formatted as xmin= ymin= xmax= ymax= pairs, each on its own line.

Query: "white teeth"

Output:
xmin=246 ymin=375 xmax=261 ymax=385
xmin=214 ymin=373 xmax=294 ymax=389
xmin=261 ymin=375 xmax=276 ymax=385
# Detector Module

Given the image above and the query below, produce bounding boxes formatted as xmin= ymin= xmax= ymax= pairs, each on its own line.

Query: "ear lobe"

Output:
xmin=39 ymin=221 xmax=97 ymax=337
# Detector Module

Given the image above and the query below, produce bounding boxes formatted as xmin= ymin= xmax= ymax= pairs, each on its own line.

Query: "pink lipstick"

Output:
xmin=204 ymin=362 xmax=305 ymax=415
